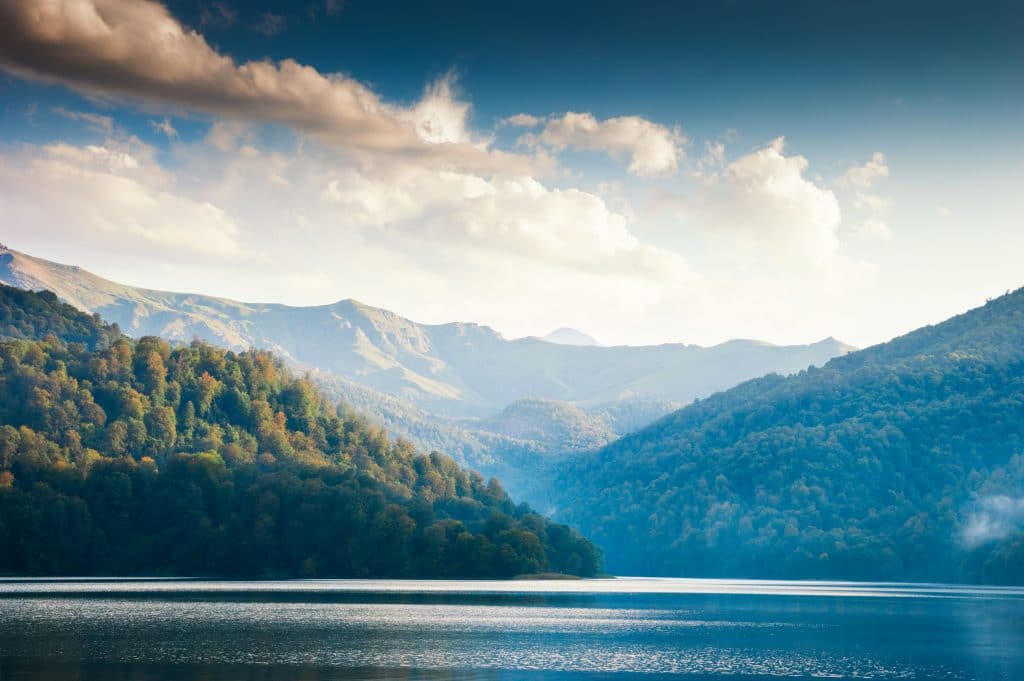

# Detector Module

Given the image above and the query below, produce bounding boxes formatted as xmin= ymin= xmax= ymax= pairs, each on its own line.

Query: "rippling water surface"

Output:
xmin=1 ymin=578 xmax=1022 ymax=680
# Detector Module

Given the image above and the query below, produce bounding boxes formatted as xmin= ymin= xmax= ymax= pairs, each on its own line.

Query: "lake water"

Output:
xmin=1 ymin=578 xmax=1022 ymax=680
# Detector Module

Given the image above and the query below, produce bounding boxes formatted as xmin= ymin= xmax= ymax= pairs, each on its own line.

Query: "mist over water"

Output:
xmin=1 ymin=578 xmax=1022 ymax=680
xmin=961 ymin=495 xmax=1024 ymax=548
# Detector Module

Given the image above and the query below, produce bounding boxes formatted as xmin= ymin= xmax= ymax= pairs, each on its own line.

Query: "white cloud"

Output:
xmin=0 ymin=127 xmax=692 ymax=335
xmin=841 ymin=152 xmax=892 ymax=240
xmin=239 ymin=143 xmax=691 ymax=281
xmin=853 ymin=191 xmax=888 ymax=211
xmin=402 ymin=75 xmax=481 ymax=147
xmin=0 ymin=141 xmax=250 ymax=261
xmin=535 ymin=112 xmax=685 ymax=176
xmin=858 ymin=219 xmax=893 ymax=241
xmin=843 ymin=151 xmax=889 ymax=188
xmin=205 ymin=120 xmax=252 ymax=151
xmin=688 ymin=137 xmax=842 ymax=262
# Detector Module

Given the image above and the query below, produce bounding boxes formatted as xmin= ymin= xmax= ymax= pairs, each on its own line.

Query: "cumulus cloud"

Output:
xmin=534 ymin=112 xmax=684 ymax=176
xmin=0 ymin=0 xmax=527 ymax=172
xmin=203 ymin=137 xmax=690 ymax=281
xmin=334 ymin=172 xmax=688 ymax=278
xmin=0 ymin=124 xmax=691 ymax=334
xmin=686 ymin=137 xmax=842 ymax=262
xmin=841 ymin=151 xmax=892 ymax=239
xmin=0 ymin=141 xmax=250 ymax=261
xmin=204 ymin=120 xmax=252 ymax=151
xmin=402 ymin=75 xmax=480 ymax=146
xmin=843 ymin=151 xmax=889 ymax=188
xmin=853 ymin=192 xmax=888 ymax=212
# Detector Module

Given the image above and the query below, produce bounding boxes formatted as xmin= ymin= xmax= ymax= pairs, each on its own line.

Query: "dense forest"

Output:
xmin=555 ymin=288 xmax=1024 ymax=584
xmin=0 ymin=285 xmax=600 ymax=578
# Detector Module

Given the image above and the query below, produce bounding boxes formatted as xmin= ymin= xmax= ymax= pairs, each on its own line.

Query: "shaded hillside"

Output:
xmin=554 ymin=288 xmax=1024 ymax=584
xmin=0 ymin=248 xmax=854 ymax=415
xmin=478 ymin=399 xmax=616 ymax=452
xmin=0 ymin=284 xmax=600 ymax=578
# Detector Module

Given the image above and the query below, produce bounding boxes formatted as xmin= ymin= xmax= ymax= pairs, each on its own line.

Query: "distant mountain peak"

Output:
xmin=542 ymin=327 xmax=602 ymax=347
xmin=0 ymin=247 xmax=853 ymax=415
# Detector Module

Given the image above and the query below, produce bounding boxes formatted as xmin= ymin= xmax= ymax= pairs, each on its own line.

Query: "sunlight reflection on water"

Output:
xmin=1 ymin=578 xmax=1022 ymax=679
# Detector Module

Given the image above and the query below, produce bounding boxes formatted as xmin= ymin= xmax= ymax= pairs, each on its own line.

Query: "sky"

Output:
xmin=0 ymin=0 xmax=1022 ymax=348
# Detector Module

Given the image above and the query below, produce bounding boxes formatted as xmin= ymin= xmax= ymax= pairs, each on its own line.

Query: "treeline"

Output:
xmin=0 ymin=286 xmax=120 ymax=350
xmin=555 ymin=288 xmax=1024 ymax=584
xmin=0 ymin=284 xmax=600 ymax=578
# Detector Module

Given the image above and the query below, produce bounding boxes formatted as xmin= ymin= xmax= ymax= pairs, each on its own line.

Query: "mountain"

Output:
xmin=0 ymin=283 xmax=600 ymax=578
xmin=553 ymin=287 xmax=1024 ymax=584
xmin=542 ymin=327 xmax=601 ymax=346
xmin=0 ymin=248 xmax=855 ymax=417
xmin=311 ymin=372 xmax=677 ymax=509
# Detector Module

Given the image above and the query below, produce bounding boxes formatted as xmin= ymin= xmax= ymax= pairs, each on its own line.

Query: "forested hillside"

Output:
xmin=0 ymin=284 xmax=600 ymax=578
xmin=315 ymin=372 xmax=678 ymax=508
xmin=554 ymin=288 xmax=1024 ymax=584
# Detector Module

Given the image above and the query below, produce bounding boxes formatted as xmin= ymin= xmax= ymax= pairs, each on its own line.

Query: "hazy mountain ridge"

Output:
xmin=553 ymin=287 xmax=1024 ymax=584
xmin=0 ymin=248 xmax=856 ymax=417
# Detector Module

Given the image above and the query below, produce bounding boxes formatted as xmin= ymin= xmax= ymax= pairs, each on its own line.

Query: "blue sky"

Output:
xmin=0 ymin=0 xmax=1022 ymax=347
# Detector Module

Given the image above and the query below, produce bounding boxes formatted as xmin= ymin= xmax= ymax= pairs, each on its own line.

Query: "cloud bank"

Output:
xmin=0 ymin=0 xmax=524 ymax=172
xmin=0 ymin=0 xmax=887 ymax=346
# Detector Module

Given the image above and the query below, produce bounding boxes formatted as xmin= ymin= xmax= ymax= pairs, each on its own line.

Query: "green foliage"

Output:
xmin=0 ymin=284 xmax=120 ymax=351
xmin=0 ymin=286 xmax=600 ymax=578
xmin=555 ymin=288 xmax=1024 ymax=584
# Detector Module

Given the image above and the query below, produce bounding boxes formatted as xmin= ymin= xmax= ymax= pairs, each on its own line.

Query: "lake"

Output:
xmin=1 ymin=578 xmax=1022 ymax=680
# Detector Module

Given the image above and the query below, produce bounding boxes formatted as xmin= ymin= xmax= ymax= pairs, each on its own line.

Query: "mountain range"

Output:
xmin=3 ymin=246 xmax=1021 ymax=584
xmin=0 ymin=247 xmax=854 ymax=499
xmin=0 ymin=248 xmax=853 ymax=415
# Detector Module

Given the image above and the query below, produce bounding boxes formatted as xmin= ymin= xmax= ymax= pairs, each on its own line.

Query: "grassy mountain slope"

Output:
xmin=554 ymin=288 xmax=1024 ymax=584
xmin=0 ymin=248 xmax=854 ymax=415
xmin=0 ymin=284 xmax=600 ymax=578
